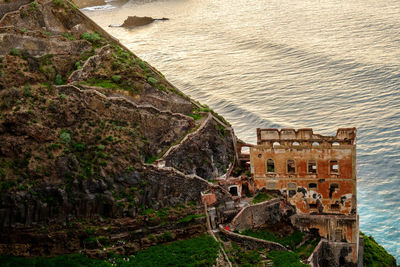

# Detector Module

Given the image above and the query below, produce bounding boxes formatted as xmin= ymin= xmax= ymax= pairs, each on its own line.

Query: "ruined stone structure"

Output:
xmin=249 ymin=128 xmax=360 ymax=264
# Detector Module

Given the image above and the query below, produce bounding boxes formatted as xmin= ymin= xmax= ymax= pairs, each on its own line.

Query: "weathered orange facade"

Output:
xmin=250 ymin=128 xmax=359 ymax=263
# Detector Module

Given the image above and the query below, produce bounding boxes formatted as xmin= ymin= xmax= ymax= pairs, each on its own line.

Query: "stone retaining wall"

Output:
xmin=307 ymin=239 xmax=359 ymax=267
xmin=230 ymin=198 xmax=295 ymax=230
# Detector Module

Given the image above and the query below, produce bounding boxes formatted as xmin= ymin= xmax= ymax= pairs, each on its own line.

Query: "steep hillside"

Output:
xmin=0 ymin=0 xmax=234 ymax=256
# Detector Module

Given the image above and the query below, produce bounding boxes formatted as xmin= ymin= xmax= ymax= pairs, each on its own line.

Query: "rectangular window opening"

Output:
xmin=308 ymin=183 xmax=317 ymax=189
xmin=308 ymin=160 xmax=317 ymax=174
xmin=266 ymin=159 xmax=275 ymax=173
xmin=330 ymin=160 xmax=339 ymax=173
xmin=331 ymin=203 xmax=340 ymax=210
xmin=287 ymin=159 xmax=296 ymax=174
xmin=309 ymin=203 xmax=318 ymax=209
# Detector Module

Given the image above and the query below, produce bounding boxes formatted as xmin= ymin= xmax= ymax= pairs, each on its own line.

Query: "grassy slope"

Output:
xmin=241 ymin=229 xmax=305 ymax=250
xmin=0 ymin=235 xmax=219 ymax=267
xmin=361 ymin=232 xmax=397 ymax=267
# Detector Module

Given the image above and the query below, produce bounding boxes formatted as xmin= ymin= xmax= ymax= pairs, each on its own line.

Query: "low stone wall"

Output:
xmin=230 ymin=198 xmax=295 ymax=230
xmin=219 ymin=225 xmax=287 ymax=251
xmin=0 ymin=0 xmax=30 ymax=19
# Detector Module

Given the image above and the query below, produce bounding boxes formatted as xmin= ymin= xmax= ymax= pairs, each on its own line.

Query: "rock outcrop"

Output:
xmin=118 ymin=16 xmax=168 ymax=28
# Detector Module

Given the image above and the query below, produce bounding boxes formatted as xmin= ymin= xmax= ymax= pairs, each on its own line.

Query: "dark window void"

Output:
xmin=308 ymin=160 xmax=317 ymax=174
xmin=229 ymin=186 xmax=239 ymax=196
xmin=267 ymin=159 xmax=275 ymax=172
xmin=288 ymin=190 xmax=296 ymax=197
xmin=308 ymin=183 xmax=317 ymax=189
xmin=329 ymin=183 xmax=339 ymax=198
xmin=331 ymin=203 xmax=340 ymax=210
xmin=330 ymin=160 xmax=339 ymax=173
xmin=309 ymin=203 xmax=318 ymax=209
xmin=287 ymin=160 xmax=296 ymax=174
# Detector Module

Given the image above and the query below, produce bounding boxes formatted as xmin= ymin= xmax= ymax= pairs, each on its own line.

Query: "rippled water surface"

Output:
xmin=83 ymin=0 xmax=400 ymax=260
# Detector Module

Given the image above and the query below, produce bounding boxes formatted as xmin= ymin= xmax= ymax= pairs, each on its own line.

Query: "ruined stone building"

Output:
xmin=249 ymin=128 xmax=360 ymax=264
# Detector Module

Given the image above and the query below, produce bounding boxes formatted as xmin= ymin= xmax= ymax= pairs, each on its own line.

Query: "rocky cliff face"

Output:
xmin=0 ymin=0 xmax=235 ymax=256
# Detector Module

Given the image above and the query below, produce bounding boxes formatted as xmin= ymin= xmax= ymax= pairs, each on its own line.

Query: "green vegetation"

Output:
xmin=23 ymin=85 xmax=32 ymax=97
xmin=177 ymin=214 xmax=205 ymax=224
xmin=119 ymin=235 xmax=219 ymax=266
xmin=267 ymin=250 xmax=308 ymax=267
xmin=0 ymin=254 xmax=110 ymax=267
xmin=189 ymin=113 xmax=202 ymax=121
xmin=216 ymin=124 xmax=226 ymax=137
xmin=55 ymin=74 xmax=64 ymax=85
xmin=251 ymin=192 xmax=276 ymax=204
xmin=241 ymin=229 xmax=304 ymax=250
xmin=144 ymin=155 xmax=157 ymax=164
xmin=62 ymin=32 xmax=75 ymax=40
xmin=75 ymin=61 xmax=82 ymax=70
xmin=60 ymin=131 xmax=71 ymax=144
xmin=83 ymin=78 xmax=131 ymax=92
xmin=361 ymin=232 xmax=397 ymax=267
xmin=227 ymin=242 xmax=263 ymax=266
xmin=147 ymin=77 xmax=158 ymax=86
xmin=30 ymin=1 xmax=38 ymax=8
xmin=53 ymin=0 xmax=65 ymax=7
xmin=112 ymin=75 xmax=121 ymax=83
xmin=81 ymin=32 xmax=101 ymax=44
xmin=9 ymin=48 xmax=21 ymax=57
xmin=294 ymin=237 xmax=320 ymax=259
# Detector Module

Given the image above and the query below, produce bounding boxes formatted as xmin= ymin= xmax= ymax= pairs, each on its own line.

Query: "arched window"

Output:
xmin=266 ymin=159 xmax=275 ymax=173
xmin=293 ymin=141 xmax=300 ymax=146
xmin=312 ymin=142 xmax=320 ymax=146
xmin=308 ymin=160 xmax=317 ymax=174
xmin=329 ymin=160 xmax=339 ymax=174
xmin=273 ymin=142 xmax=280 ymax=147
xmin=332 ymin=142 xmax=340 ymax=146
xmin=287 ymin=159 xmax=296 ymax=174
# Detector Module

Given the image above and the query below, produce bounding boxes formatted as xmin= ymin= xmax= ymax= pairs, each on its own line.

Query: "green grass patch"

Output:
xmin=62 ymin=33 xmax=75 ymax=40
xmin=53 ymin=0 xmax=65 ymax=7
xmin=251 ymin=192 xmax=276 ymax=204
xmin=228 ymin=242 xmax=263 ymax=266
xmin=241 ymin=229 xmax=304 ymax=250
xmin=189 ymin=113 xmax=202 ymax=121
xmin=84 ymin=78 xmax=120 ymax=90
xmin=147 ymin=77 xmax=158 ymax=86
xmin=0 ymin=254 xmax=110 ymax=267
xmin=267 ymin=250 xmax=308 ymax=267
xmin=81 ymin=32 xmax=100 ymax=44
xmin=294 ymin=237 xmax=320 ymax=259
xmin=112 ymin=75 xmax=121 ymax=83
xmin=55 ymin=74 xmax=64 ymax=85
xmin=116 ymin=234 xmax=219 ymax=266
xmin=144 ymin=155 xmax=157 ymax=164
xmin=177 ymin=214 xmax=205 ymax=224
xmin=361 ymin=232 xmax=397 ymax=267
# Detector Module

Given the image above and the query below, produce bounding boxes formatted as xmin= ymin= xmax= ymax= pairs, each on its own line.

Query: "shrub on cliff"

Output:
xmin=81 ymin=32 xmax=101 ymax=44
xmin=267 ymin=251 xmax=308 ymax=267
xmin=361 ymin=232 xmax=397 ymax=267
